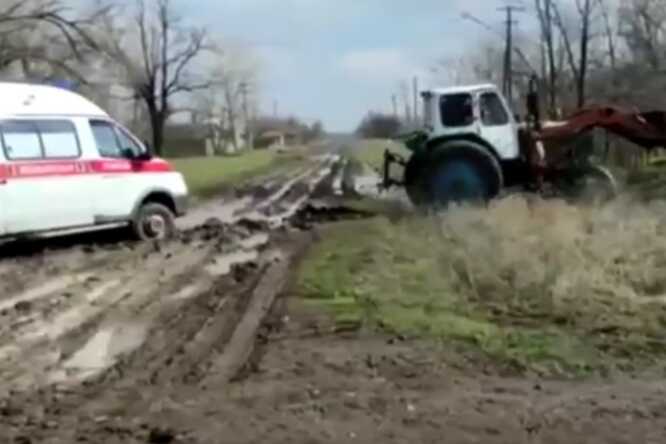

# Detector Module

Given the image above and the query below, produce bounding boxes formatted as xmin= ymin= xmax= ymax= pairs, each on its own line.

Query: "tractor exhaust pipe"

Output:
xmin=527 ymin=74 xmax=542 ymax=132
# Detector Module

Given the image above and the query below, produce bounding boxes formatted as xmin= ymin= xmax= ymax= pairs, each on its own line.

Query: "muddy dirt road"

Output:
xmin=1 ymin=151 xmax=666 ymax=444
xmin=0 ymin=153 xmax=342 ymax=443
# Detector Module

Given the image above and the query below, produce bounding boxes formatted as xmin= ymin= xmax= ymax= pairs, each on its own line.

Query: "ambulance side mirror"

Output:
xmin=121 ymin=147 xmax=137 ymax=160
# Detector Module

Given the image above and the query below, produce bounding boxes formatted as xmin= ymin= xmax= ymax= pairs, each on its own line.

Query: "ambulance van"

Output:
xmin=0 ymin=82 xmax=189 ymax=241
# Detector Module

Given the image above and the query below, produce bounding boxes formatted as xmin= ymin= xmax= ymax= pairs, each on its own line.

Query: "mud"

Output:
xmin=1 ymin=150 xmax=666 ymax=443
xmin=0 ymin=153 xmax=340 ymax=442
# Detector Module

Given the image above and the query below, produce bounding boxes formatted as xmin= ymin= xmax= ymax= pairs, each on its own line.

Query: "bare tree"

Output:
xmin=597 ymin=0 xmax=618 ymax=72
xmin=97 ymin=0 xmax=211 ymax=156
xmin=195 ymin=43 xmax=261 ymax=154
xmin=0 ymin=0 xmax=107 ymax=80
xmin=535 ymin=0 xmax=560 ymax=116
xmin=550 ymin=0 xmax=598 ymax=108
xmin=618 ymin=0 xmax=666 ymax=70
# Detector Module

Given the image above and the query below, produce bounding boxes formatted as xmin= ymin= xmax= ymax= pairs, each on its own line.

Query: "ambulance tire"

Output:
xmin=132 ymin=202 xmax=177 ymax=241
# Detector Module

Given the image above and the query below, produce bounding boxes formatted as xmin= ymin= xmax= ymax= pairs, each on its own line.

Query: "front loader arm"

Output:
xmin=537 ymin=105 xmax=666 ymax=150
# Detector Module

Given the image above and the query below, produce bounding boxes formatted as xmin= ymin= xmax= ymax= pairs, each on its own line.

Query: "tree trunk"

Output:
xmin=146 ymin=99 xmax=165 ymax=157
xmin=577 ymin=0 xmax=591 ymax=108
xmin=151 ymin=115 xmax=165 ymax=157
xmin=545 ymin=0 xmax=557 ymax=117
xmin=535 ymin=0 xmax=558 ymax=118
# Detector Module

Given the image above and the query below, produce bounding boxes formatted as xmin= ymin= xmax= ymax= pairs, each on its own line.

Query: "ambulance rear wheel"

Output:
xmin=133 ymin=202 xmax=177 ymax=241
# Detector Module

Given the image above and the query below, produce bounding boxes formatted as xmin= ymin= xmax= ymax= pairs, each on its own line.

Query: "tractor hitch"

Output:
xmin=382 ymin=149 xmax=406 ymax=190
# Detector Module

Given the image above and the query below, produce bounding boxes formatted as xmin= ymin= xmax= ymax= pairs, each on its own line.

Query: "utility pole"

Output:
xmin=498 ymin=3 xmax=525 ymax=107
xmin=240 ymin=81 xmax=254 ymax=150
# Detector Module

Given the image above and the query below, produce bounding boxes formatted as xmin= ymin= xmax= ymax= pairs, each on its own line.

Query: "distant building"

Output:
xmin=256 ymin=129 xmax=301 ymax=149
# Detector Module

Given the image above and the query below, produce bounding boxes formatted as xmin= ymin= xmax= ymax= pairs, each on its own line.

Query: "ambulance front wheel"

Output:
xmin=133 ymin=202 xmax=177 ymax=241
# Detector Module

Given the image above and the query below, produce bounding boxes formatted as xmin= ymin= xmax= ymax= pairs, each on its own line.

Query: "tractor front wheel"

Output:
xmin=405 ymin=140 xmax=503 ymax=208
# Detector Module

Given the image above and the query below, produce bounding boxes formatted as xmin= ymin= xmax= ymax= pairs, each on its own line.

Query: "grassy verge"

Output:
xmin=172 ymin=149 xmax=306 ymax=198
xmin=297 ymin=196 xmax=666 ymax=377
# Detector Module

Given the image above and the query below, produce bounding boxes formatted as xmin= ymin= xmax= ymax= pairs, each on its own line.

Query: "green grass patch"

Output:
xmin=171 ymin=149 xmax=305 ymax=198
xmin=297 ymin=199 xmax=666 ymax=376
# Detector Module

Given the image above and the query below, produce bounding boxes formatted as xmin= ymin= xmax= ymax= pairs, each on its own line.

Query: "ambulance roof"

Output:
xmin=0 ymin=82 xmax=109 ymax=118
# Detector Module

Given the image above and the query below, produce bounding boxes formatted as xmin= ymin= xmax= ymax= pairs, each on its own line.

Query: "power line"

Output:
xmin=460 ymin=10 xmax=536 ymax=81
xmin=498 ymin=3 xmax=525 ymax=106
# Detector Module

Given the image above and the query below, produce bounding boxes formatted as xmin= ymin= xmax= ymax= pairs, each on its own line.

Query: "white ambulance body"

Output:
xmin=0 ymin=82 xmax=189 ymax=241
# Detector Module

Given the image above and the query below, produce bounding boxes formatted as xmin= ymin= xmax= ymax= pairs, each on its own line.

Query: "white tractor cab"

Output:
xmin=421 ymin=84 xmax=520 ymax=160
xmin=0 ymin=82 xmax=189 ymax=242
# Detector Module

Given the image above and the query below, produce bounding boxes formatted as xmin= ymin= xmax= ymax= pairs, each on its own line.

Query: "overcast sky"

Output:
xmin=180 ymin=0 xmax=550 ymax=132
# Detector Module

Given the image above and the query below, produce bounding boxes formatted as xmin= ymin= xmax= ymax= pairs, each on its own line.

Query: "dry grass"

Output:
xmin=298 ymin=194 xmax=666 ymax=376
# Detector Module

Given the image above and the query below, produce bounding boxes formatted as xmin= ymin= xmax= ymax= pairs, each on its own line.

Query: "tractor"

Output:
xmin=382 ymin=76 xmax=666 ymax=207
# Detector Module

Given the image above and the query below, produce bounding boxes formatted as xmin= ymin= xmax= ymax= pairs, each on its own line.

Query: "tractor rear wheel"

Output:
xmin=554 ymin=164 xmax=618 ymax=205
xmin=421 ymin=140 xmax=503 ymax=208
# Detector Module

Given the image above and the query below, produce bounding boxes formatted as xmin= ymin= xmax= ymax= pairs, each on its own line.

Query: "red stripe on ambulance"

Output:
xmin=0 ymin=159 xmax=174 ymax=179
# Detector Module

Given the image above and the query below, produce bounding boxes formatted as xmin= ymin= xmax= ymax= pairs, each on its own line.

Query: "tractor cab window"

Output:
xmin=440 ymin=93 xmax=474 ymax=127
xmin=480 ymin=92 xmax=509 ymax=126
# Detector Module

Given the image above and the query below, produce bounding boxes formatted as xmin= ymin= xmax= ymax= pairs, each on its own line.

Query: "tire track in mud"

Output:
xmin=0 ymin=153 xmax=344 ymax=443
xmin=0 ymin=241 xmax=213 ymax=392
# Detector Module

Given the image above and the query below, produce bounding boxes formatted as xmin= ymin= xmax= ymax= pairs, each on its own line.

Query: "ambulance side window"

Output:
xmin=90 ymin=120 xmax=122 ymax=158
xmin=37 ymin=120 xmax=81 ymax=158
xmin=0 ymin=119 xmax=81 ymax=160
xmin=0 ymin=120 xmax=42 ymax=159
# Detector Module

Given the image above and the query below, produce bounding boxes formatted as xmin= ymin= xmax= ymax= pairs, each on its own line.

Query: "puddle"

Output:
xmin=205 ymin=250 xmax=260 ymax=276
xmin=169 ymin=282 xmax=206 ymax=301
xmin=348 ymin=169 xmax=411 ymax=204
xmin=354 ymin=175 xmax=382 ymax=195
xmin=0 ymin=273 xmax=93 ymax=312
xmin=253 ymin=168 xmax=315 ymax=212
xmin=332 ymin=159 xmax=347 ymax=196
xmin=239 ymin=163 xmax=336 ymax=229
xmin=239 ymin=233 xmax=270 ymax=250
xmin=177 ymin=197 xmax=252 ymax=231
xmin=52 ymin=321 xmax=147 ymax=383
